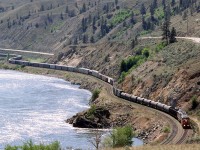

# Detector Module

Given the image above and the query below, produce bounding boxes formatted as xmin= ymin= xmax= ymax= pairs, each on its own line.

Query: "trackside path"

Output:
xmin=139 ymin=36 xmax=200 ymax=44
xmin=0 ymin=48 xmax=54 ymax=56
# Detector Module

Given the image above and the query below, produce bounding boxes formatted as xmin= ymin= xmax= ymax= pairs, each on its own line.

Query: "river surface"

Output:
xmin=0 ymin=70 xmax=143 ymax=149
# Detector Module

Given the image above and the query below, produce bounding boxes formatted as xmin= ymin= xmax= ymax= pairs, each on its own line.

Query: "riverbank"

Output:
xmin=0 ymin=61 xmax=170 ymax=144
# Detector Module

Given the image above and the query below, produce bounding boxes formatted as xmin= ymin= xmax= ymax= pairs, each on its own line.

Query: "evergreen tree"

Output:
xmin=131 ymin=39 xmax=135 ymax=49
xmin=164 ymin=5 xmax=171 ymax=22
xmin=73 ymin=37 xmax=78 ymax=45
xmin=83 ymin=34 xmax=88 ymax=43
xmin=40 ymin=4 xmax=45 ymax=11
xmin=130 ymin=11 xmax=136 ymax=24
xmin=162 ymin=18 xmax=171 ymax=44
xmin=60 ymin=12 xmax=64 ymax=20
xmin=171 ymin=0 xmax=176 ymax=7
xmin=182 ymin=11 xmax=188 ymax=20
xmin=140 ymin=3 xmax=146 ymax=15
xmin=142 ymin=16 xmax=147 ymax=30
xmin=169 ymin=27 xmax=177 ymax=43
xmin=150 ymin=3 xmax=155 ymax=17
xmin=153 ymin=0 xmax=158 ymax=9
xmin=82 ymin=18 xmax=87 ymax=32
xmin=82 ymin=3 xmax=86 ymax=13
xmin=115 ymin=0 xmax=118 ymax=6
xmin=90 ymin=36 xmax=95 ymax=43
xmin=162 ymin=0 xmax=166 ymax=9
xmin=65 ymin=6 xmax=68 ymax=13
xmin=120 ymin=60 xmax=127 ymax=72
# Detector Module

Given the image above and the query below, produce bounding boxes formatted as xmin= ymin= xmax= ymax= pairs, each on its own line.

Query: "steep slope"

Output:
xmin=121 ymin=40 xmax=200 ymax=110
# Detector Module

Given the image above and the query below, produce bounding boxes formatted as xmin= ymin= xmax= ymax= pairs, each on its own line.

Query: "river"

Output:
xmin=0 ymin=70 xmax=143 ymax=149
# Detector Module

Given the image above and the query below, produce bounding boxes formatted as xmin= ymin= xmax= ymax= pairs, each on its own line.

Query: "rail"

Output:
xmin=0 ymin=53 xmax=192 ymax=144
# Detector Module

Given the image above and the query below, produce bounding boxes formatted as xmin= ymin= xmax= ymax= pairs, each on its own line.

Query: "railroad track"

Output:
xmin=85 ymin=75 xmax=192 ymax=145
xmin=0 ymin=53 xmax=193 ymax=145
xmin=176 ymin=129 xmax=189 ymax=144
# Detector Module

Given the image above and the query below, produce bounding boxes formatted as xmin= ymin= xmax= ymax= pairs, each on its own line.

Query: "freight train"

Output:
xmin=8 ymin=55 xmax=190 ymax=128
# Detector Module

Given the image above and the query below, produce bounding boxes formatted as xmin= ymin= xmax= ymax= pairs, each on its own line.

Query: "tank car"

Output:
xmin=130 ymin=95 xmax=137 ymax=103
xmin=143 ymin=99 xmax=151 ymax=106
xmin=121 ymin=92 xmax=131 ymax=101
xmin=149 ymin=101 xmax=158 ymax=108
xmin=137 ymin=97 xmax=144 ymax=104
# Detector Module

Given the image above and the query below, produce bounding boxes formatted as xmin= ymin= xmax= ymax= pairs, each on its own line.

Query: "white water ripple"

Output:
xmin=0 ymin=70 xmax=94 ymax=149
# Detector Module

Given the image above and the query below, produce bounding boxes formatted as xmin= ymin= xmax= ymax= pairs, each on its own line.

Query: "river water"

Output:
xmin=0 ymin=70 xmax=143 ymax=149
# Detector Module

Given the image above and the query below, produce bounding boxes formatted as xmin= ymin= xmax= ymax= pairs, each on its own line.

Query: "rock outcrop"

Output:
xmin=66 ymin=106 xmax=111 ymax=128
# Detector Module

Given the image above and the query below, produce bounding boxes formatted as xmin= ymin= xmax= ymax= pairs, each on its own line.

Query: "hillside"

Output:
xmin=0 ymin=0 xmax=199 ymax=52
xmin=1 ymin=0 xmax=198 ymax=122
xmin=0 ymin=0 xmax=200 ymax=147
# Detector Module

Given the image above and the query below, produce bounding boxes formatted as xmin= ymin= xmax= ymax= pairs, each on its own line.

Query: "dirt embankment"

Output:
xmin=63 ymin=71 xmax=169 ymax=144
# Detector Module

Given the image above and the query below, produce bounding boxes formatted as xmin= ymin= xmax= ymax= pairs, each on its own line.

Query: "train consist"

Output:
xmin=8 ymin=55 xmax=190 ymax=128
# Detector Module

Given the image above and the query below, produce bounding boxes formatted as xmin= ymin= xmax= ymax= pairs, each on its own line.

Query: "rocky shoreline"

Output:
xmin=0 ymin=63 xmax=169 ymax=144
xmin=55 ymin=70 xmax=169 ymax=144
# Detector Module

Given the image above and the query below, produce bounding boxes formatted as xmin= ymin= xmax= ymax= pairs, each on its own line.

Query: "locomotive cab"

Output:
xmin=181 ymin=116 xmax=190 ymax=129
xmin=177 ymin=109 xmax=190 ymax=129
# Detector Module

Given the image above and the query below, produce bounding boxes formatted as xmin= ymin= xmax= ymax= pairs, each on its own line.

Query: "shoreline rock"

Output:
xmin=66 ymin=106 xmax=111 ymax=128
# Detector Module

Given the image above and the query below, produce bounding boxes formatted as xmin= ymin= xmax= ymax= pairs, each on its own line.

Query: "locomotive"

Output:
xmin=8 ymin=55 xmax=190 ymax=128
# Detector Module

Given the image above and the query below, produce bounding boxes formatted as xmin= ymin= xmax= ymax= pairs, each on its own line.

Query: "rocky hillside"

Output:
xmin=121 ymin=39 xmax=200 ymax=111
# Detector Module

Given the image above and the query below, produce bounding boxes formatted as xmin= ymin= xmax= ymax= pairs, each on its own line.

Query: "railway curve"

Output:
xmin=0 ymin=53 xmax=193 ymax=145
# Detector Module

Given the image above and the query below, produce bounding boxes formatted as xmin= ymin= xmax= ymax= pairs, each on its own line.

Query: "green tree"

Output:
xmin=90 ymin=89 xmax=100 ymax=102
xmin=130 ymin=11 xmax=136 ymax=24
xmin=120 ymin=60 xmax=127 ymax=72
xmin=82 ymin=34 xmax=88 ymax=43
xmin=191 ymin=95 xmax=198 ymax=110
xmin=82 ymin=3 xmax=86 ymax=12
xmin=169 ymin=27 xmax=177 ymax=43
xmin=162 ymin=20 xmax=170 ymax=44
xmin=171 ymin=0 xmax=176 ymax=6
xmin=131 ymin=39 xmax=135 ymax=49
xmin=65 ymin=6 xmax=68 ymax=13
xmin=90 ymin=36 xmax=95 ymax=43
xmin=103 ymin=125 xmax=135 ymax=148
xmin=40 ymin=4 xmax=45 ymax=11
xmin=153 ymin=0 xmax=158 ymax=8
xmin=60 ymin=12 xmax=64 ymax=20
xmin=162 ymin=11 xmax=171 ymax=45
xmin=140 ymin=3 xmax=146 ymax=15
xmin=162 ymin=0 xmax=166 ymax=9
xmin=115 ymin=0 xmax=118 ymax=6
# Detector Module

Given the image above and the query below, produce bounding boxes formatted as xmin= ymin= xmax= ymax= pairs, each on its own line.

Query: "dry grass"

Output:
xmin=105 ymin=144 xmax=200 ymax=150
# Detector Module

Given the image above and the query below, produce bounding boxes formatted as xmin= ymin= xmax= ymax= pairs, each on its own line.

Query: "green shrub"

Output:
xmin=163 ymin=126 xmax=170 ymax=133
xmin=110 ymin=9 xmax=131 ymax=26
xmin=103 ymin=125 xmax=135 ymax=148
xmin=155 ymin=42 xmax=167 ymax=53
xmin=5 ymin=140 xmax=60 ymax=150
xmin=191 ymin=95 xmax=198 ymax=110
xmin=142 ymin=48 xmax=150 ymax=58
xmin=90 ymin=89 xmax=100 ymax=102
xmin=87 ymin=105 xmax=96 ymax=119
xmin=119 ymin=47 xmax=150 ymax=82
